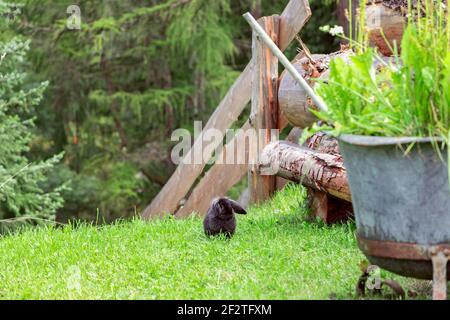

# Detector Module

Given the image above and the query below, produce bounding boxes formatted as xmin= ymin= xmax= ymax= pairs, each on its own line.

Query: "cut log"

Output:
xmin=366 ymin=2 xmax=406 ymax=56
xmin=307 ymin=188 xmax=353 ymax=223
xmin=276 ymin=127 xmax=303 ymax=190
xmin=278 ymin=53 xmax=322 ymax=128
xmin=278 ymin=49 xmax=353 ymax=128
xmin=338 ymin=1 xmax=407 ymax=56
xmin=304 ymin=132 xmax=353 ymax=223
xmin=305 ymin=131 xmax=340 ymax=155
xmin=260 ymin=141 xmax=351 ymax=202
xmin=278 ymin=47 xmax=400 ymax=130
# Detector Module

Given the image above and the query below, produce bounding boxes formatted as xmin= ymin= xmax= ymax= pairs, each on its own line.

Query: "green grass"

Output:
xmin=0 ymin=185 xmax=431 ymax=300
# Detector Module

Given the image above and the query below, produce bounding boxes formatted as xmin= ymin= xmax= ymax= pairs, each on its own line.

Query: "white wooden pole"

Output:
xmin=243 ymin=12 xmax=329 ymax=113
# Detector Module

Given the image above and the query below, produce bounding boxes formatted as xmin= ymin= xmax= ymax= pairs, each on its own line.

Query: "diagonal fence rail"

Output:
xmin=142 ymin=0 xmax=311 ymax=219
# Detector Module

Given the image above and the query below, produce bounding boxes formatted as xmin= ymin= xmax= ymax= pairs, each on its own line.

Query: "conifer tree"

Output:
xmin=0 ymin=2 xmax=64 ymax=226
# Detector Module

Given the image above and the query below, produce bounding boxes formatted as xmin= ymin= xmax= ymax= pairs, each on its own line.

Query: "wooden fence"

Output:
xmin=142 ymin=0 xmax=312 ymax=219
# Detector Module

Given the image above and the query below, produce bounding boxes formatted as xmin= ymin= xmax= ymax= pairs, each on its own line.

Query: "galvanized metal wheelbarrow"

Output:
xmin=339 ymin=135 xmax=450 ymax=300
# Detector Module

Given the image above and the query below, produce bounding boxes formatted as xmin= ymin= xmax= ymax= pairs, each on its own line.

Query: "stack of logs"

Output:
xmin=263 ymin=0 xmax=407 ymax=223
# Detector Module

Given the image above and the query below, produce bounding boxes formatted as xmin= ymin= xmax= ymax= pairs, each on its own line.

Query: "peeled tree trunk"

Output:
xmin=305 ymin=131 xmax=341 ymax=155
xmin=305 ymin=132 xmax=353 ymax=222
xmin=260 ymin=140 xmax=351 ymax=202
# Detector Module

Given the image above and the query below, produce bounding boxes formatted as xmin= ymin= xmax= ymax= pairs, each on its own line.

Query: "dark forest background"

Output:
xmin=0 ymin=0 xmax=343 ymax=227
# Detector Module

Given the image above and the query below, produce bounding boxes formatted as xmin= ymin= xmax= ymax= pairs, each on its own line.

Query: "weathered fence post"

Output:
xmin=248 ymin=15 xmax=280 ymax=204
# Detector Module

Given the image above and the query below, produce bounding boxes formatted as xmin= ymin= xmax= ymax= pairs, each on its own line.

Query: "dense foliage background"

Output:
xmin=0 ymin=0 xmax=340 ymax=225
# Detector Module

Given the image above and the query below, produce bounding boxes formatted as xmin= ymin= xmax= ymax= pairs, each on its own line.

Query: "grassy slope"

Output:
xmin=0 ymin=185 xmax=429 ymax=300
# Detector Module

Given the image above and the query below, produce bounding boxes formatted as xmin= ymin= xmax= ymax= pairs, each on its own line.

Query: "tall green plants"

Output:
xmin=314 ymin=0 xmax=449 ymax=149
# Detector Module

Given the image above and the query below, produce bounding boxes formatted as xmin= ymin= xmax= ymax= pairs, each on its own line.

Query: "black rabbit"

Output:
xmin=203 ymin=197 xmax=247 ymax=238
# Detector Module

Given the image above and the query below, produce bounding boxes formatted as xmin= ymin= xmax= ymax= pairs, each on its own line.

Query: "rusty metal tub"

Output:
xmin=338 ymin=135 xmax=450 ymax=299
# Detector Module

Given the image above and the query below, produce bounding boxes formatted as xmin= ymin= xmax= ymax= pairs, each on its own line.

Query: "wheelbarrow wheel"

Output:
xmin=356 ymin=265 xmax=405 ymax=300
xmin=381 ymin=279 xmax=406 ymax=300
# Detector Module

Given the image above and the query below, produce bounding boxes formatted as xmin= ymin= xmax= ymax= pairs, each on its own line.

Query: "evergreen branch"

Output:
xmin=119 ymin=0 xmax=192 ymax=24
xmin=0 ymin=52 xmax=6 ymax=65
xmin=0 ymin=215 xmax=61 ymax=224
xmin=0 ymin=162 xmax=31 ymax=190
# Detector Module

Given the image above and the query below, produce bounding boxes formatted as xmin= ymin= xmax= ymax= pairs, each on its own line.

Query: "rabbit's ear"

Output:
xmin=227 ymin=199 xmax=247 ymax=215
